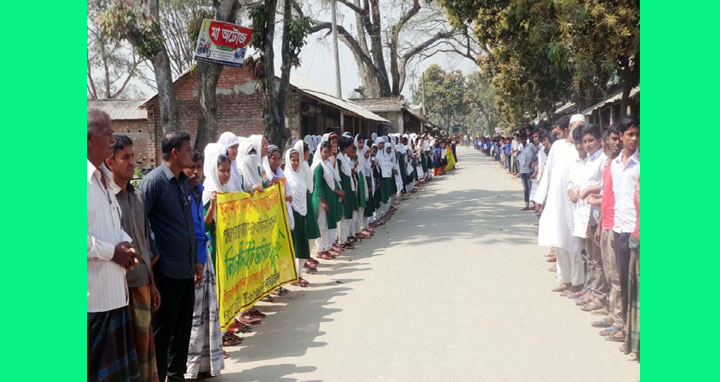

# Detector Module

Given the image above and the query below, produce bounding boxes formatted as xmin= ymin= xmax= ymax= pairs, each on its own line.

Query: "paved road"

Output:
xmin=215 ymin=147 xmax=640 ymax=382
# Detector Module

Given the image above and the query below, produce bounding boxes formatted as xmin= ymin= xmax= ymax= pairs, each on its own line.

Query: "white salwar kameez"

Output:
xmin=532 ymin=140 xmax=583 ymax=286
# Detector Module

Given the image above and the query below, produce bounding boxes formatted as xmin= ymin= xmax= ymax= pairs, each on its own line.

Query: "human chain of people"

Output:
xmin=471 ymin=114 xmax=640 ymax=360
xmin=87 ymin=107 xmax=461 ymax=382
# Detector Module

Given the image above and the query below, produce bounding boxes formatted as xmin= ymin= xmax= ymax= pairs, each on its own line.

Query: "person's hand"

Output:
xmin=151 ymin=256 xmax=159 ymax=266
xmin=535 ymin=203 xmax=544 ymax=214
xmin=111 ymin=242 xmax=139 ymax=270
xmin=337 ymin=190 xmax=345 ymax=198
xmin=285 ymin=195 xmax=293 ymax=203
xmin=320 ymin=200 xmax=329 ymax=211
xmin=150 ymin=284 xmax=161 ymax=312
xmin=210 ymin=191 xmax=217 ymax=202
xmin=568 ymin=189 xmax=579 ymax=203
xmin=579 ymin=187 xmax=592 ymax=200
xmin=194 ymin=263 xmax=203 ymax=287
xmin=594 ymin=227 xmax=602 ymax=247
xmin=586 ymin=194 xmax=601 ymax=206
xmin=270 ymin=178 xmax=280 ymax=185
xmin=253 ymin=185 xmax=265 ymax=193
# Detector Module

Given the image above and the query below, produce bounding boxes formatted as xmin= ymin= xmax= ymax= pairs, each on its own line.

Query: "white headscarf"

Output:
xmin=216 ymin=132 xmax=244 ymax=191
xmin=295 ymin=139 xmax=313 ymax=192
xmin=202 ymin=143 xmax=230 ymax=205
xmin=237 ymin=137 xmax=263 ymax=190
xmin=337 ymin=142 xmax=356 ymax=192
xmin=354 ymin=135 xmax=368 ymax=177
xmin=311 ymin=133 xmax=337 ymax=190
xmin=263 ymin=145 xmax=284 ymax=183
xmin=284 ymin=147 xmax=307 ymax=216
xmin=303 ymin=135 xmax=314 ymax=153
xmin=249 ymin=134 xmax=267 ymax=182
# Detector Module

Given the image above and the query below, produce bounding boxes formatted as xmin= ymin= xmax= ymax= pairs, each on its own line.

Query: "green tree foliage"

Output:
xmin=413 ymin=65 xmax=468 ymax=133
xmin=464 ymin=72 xmax=500 ymax=135
xmin=438 ymin=0 xmax=639 ymax=126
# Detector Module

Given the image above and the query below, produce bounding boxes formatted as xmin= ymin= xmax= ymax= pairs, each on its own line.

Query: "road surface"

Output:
xmin=215 ymin=147 xmax=640 ymax=382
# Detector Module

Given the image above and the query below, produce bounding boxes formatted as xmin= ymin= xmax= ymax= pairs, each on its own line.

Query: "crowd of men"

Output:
xmin=87 ymin=107 xmax=460 ymax=382
xmin=473 ymin=114 xmax=640 ymax=360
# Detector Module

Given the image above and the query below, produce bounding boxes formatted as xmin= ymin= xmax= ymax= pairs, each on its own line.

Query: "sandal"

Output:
xmin=343 ymin=242 xmax=356 ymax=249
xmin=546 ymin=256 xmax=557 ymax=262
xmin=275 ymin=287 xmax=289 ymax=296
xmin=606 ymin=331 xmax=625 ymax=342
xmin=223 ymin=350 xmax=230 ymax=359
xmin=552 ymin=284 xmax=568 ymax=293
xmin=599 ymin=327 xmax=620 ymax=337
xmin=246 ymin=308 xmax=266 ymax=318
xmin=236 ymin=316 xmax=261 ymax=326
xmin=223 ymin=332 xmax=242 ymax=346
xmin=261 ymin=295 xmax=274 ymax=302
xmin=591 ymin=318 xmax=614 ymax=328
xmin=591 ymin=307 xmax=608 ymax=315
xmin=292 ymin=277 xmax=309 ymax=287
xmin=581 ymin=302 xmax=603 ymax=312
xmin=318 ymin=251 xmax=334 ymax=260
xmin=307 ymin=258 xmax=319 ymax=266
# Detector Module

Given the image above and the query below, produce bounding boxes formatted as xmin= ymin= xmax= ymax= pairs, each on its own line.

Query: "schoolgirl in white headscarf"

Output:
xmin=216 ymin=131 xmax=245 ymax=191
xmin=236 ymin=138 xmax=264 ymax=192
xmin=284 ymin=146 xmax=312 ymax=286
xmin=353 ymin=135 xmax=371 ymax=236
xmin=311 ymin=139 xmax=343 ymax=259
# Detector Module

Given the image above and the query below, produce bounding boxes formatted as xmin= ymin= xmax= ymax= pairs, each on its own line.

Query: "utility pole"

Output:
xmin=331 ymin=0 xmax=342 ymax=99
xmin=421 ymin=71 xmax=426 ymax=133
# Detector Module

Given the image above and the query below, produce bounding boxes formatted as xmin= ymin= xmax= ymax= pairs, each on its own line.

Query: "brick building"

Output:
xmin=139 ymin=65 xmax=388 ymax=165
xmin=87 ymin=99 xmax=156 ymax=166
xmin=349 ymin=97 xmax=426 ymax=134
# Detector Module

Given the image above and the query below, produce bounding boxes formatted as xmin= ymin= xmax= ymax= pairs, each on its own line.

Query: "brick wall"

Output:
xmin=110 ymin=119 xmax=156 ymax=167
xmin=145 ymin=65 xmax=303 ymax=165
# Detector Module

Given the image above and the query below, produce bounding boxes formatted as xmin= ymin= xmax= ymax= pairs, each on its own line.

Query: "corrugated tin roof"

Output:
xmin=88 ymin=99 xmax=147 ymax=120
xmin=351 ymin=97 xmax=404 ymax=112
xmin=287 ymin=71 xmax=389 ymax=123
xmin=582 ymin=86 xmax=640 ymax=115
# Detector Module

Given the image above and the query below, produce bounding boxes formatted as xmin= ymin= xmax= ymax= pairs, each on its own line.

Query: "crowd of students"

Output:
xmin=474 ymin=114 xmax=640 ymax=360
xmin=87 ymin=107 xmax=460 ymax=382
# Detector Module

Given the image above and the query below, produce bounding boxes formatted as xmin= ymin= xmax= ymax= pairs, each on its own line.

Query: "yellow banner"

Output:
xmin=215 ymin=183 xmax=298 ymax=331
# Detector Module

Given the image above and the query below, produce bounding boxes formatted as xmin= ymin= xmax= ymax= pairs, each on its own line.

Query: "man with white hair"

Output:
xmin=533 ymin=114 xmax=586 ymax=294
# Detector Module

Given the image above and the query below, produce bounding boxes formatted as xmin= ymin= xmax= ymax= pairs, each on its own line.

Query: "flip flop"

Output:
xmin=599 ymin=327 xmax=620 ymax=337
xmin=591 ymin=318 xmax=614 ymax=328
xmin=606 ymin=331 xmax=625 ymax=342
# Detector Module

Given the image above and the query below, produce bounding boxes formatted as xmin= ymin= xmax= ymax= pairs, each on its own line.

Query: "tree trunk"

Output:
xmin=195 ymin=62 xmax=223 ymax=150
xmin=368 ymin=0 xmax=392 ymax=95
xmin=150 ymin=51 xmax=180 ymax=132
xmin=195 ymin=0 xmax=240 ymax=150
xmin=353 ymin=0 xmax=376 ymax=97
xmin=147 ymin=0 xmax=180 ymax=133
xmin=260 ymin=0 xmax=292 ymax=151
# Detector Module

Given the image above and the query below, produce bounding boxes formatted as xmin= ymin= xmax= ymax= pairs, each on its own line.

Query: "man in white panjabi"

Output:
xmin=533 ymin=114 xmax=586 ymax=293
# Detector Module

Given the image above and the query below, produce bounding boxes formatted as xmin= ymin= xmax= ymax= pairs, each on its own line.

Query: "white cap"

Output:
xmin=570 ymin=114 xmax=585 ymax=124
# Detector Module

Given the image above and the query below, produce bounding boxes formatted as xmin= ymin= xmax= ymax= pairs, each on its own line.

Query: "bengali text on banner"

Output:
xmin=215 ymin=183 xmax=298 ymax=330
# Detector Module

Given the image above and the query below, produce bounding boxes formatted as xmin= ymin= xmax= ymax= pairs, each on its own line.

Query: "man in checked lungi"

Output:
xmin=87 ymin=109 xmax=142 ymax=382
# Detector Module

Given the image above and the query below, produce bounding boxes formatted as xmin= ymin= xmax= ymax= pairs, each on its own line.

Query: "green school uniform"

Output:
xmin=312 ymin=164 xmax=338 ymax=230
xmin=306 ymin=190 xmax=321 ymax=239
xmin=291 ymin=209 xmax=311 ymax=259
xmin=338 ymin=160 xmax=357 ymax=219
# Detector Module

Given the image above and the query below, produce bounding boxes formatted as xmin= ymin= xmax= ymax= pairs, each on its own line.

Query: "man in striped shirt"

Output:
xmin=87 ymin=109 xmax=142 ymax=382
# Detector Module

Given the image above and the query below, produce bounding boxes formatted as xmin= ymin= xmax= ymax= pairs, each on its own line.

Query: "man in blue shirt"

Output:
xmin=140 ymin=130 xmax=201 ymax=382
xmin=518 ymin=132 xmax=539 ymax=210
